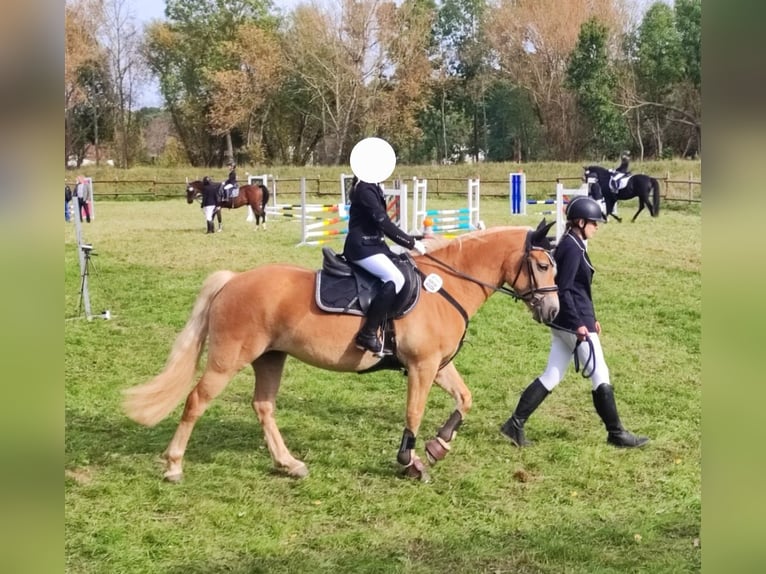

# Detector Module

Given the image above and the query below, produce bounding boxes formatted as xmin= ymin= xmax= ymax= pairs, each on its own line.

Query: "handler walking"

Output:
xmin=201 ymin=176 xmax=219 ymax=234
xmin=500 ymin=197 xmax=649 ymax=449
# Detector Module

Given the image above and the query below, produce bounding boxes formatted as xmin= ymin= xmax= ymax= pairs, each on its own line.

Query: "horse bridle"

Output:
xmin=422 ymin=236 xmax=557 ymax=304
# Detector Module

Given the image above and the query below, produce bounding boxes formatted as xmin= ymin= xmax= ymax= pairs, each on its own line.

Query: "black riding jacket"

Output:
xmin=226 ymin=169 xmax=237 ymax=186
xmin=343 ymin=181 xmax=416 ymax=261
xmin=615 ymin=158 xmax=630 ymax=174
xmin=550 ymin=230 xmax=598 ymax=332
xmin=201 ymin=182 xmax=219 ymax=207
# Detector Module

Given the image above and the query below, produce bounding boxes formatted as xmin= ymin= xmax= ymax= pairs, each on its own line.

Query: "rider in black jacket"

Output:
xmin=223 ymin=161 xmax=237 ymax=201
xmin=343 ymin=139 xmax=426 ymax=354
xmin=500 ymin=197 xmax=649 ymax=449
xmin=201 ymin=176 xmax=219 ymax=234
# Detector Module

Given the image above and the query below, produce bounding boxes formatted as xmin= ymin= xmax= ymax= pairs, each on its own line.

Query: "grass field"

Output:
xmin=64 ymin=186 xmax=701 ymax=573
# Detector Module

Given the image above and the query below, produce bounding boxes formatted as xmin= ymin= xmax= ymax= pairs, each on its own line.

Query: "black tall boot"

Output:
xmin=206 ymin=220 xmax=215 ymax=234
xmin=592 ymin=384 xmax=649 ymax=448
xmin=355 ymin=281 xmax=396 ymax=355
xmin=500 ymin=378 xmax=550 ymax=447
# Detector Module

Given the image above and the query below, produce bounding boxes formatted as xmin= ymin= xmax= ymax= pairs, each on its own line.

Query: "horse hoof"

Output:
xmin=163 ymin=472 xmax=183 ymax=483
xmin=287 ymin=463 xmax=309 ymax=479
xmin=402 ymin=459 xmax=430 ymax=483
xmin=425 ymin=437 xmax=450 ymax=464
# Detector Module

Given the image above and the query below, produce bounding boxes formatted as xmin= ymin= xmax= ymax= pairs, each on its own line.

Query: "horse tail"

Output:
xmin=123 ymin=270 xmax=237 ymax=427
xmin=651 ymin=177 xmax=661 ymax=217
xmin=260 ymin=185 xmax=270 ymax=210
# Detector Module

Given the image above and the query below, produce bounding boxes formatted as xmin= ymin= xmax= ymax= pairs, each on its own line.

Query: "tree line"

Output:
xmin=64 ymin=0 xmax=701 ymax=169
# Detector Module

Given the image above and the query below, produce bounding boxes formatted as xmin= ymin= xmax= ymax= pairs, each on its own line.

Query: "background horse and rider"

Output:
xmin=186 ymin=179 xmax=271 ymax=230
xmin=584 ymin=165 xmax=660 ymax=222
xmin=123 ymin=221 xmax=559 ymax=483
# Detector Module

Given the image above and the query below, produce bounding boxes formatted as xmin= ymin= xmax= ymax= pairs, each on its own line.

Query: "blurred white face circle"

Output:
xmin=350 ymin=137 xmax=396 ymax=184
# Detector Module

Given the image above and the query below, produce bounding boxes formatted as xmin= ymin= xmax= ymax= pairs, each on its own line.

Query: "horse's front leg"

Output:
xmin=215 ymin=207 xmax=223 ymax=232
xmin=397 ymin=361 xmax=439 ymax=482
xmin=424 ymin=361 xmax=472 ymax=465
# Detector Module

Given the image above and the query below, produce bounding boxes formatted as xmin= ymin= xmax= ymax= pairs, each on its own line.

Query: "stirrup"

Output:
xmin=355 ymin=332 xmax=390 ymax=356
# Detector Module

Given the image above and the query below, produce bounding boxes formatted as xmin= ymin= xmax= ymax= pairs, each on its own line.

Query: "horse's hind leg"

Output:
xmin=251 ymin=351 xmax=308 ymax=478
xmin=632 ymin=199 xmax=645 ymax=222
xmin=259 ymin=204 xmax=267 ymax=230
xmin=424 ymin=361 xmax=473 ymax=465
xmin=163 ymin=368 xmax=235 ymax=482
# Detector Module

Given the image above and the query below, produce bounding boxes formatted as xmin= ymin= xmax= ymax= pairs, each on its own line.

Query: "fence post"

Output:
xmin=688 ymin=173 xmax=693 ymax=203
xmin=666 ymin=171 xmax=670 ymax=199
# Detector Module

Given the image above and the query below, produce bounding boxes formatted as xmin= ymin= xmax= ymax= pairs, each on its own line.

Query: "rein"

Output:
xmin=421 ymin=234 xmax=557 ymax=303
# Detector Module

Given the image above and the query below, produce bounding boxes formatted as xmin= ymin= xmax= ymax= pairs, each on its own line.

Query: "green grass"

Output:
xmin=65 ymin=183 xmax=701 ymax=573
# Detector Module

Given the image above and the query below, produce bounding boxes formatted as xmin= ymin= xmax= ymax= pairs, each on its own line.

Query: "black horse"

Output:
xmin=583 ymin=165 xmax=660 ymax=223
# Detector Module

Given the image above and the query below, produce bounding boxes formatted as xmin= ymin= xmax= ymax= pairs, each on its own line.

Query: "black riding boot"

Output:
xmin=500 ymin=378 xmax=550 ymax=447
xmin=592 ymin=384 xmax=649 ymax=448
xmin=355 ymin=281 xmax=396 ymax=355
xmin=206 ymin=220 xmax=214 ymax=234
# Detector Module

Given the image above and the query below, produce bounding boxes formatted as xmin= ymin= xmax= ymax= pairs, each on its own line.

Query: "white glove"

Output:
xmin=413 ymin=240 xmax=427 ymax=255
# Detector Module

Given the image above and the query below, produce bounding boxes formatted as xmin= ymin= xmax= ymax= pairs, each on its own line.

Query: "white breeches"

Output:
xmin=203 ymin=205 xmax=216 ymax=222
xmin=352 ymin=253 xmax=406 ymax=293
xmin=538 ymin=328 xmax=610 ymax=391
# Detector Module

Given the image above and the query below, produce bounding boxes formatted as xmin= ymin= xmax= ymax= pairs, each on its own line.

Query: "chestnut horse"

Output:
xmin=185 ymin=179 xmax=270 ymax=230
xmin=123 ymin=221 xmax=559 ymax=482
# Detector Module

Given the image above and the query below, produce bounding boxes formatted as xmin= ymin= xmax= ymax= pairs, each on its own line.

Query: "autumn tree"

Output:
xmin=142 ymin=0 xmax=276 ymax=166
xmin=65 ymin=0 xmax=104 ymax=166
xmin=367 ymin=0 xmax=436 ymax=158
xmin=99 ymin=0 xmax=147 ymax=167
xmin=207 ymin=24 xmax=284 ymax=164
xmin=485 ymin=0 xmax=624 ymax=159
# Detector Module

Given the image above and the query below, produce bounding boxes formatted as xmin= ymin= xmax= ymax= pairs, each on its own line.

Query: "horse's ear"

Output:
xmin=531 ymin=218 xmax=556 ymax=249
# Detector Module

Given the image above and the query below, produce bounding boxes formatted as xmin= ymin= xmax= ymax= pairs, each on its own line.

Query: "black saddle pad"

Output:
xmin=315 ymin=249 xmax=421 ymax=318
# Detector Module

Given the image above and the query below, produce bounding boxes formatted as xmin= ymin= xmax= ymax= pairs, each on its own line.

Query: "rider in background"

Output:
xmin=609 ymin=150 xmax=631 ymax=192
xmin=500 ymin=196 xmax=649 ymax=450
xmin=223 ymin=161 xmax=238 ymax=202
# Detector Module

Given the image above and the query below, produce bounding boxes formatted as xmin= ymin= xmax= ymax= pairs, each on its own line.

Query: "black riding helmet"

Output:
xmin=566 ymin=196 xmax=606 ymax=222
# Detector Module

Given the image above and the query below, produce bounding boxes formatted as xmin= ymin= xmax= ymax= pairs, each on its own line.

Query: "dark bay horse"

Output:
xmin=186 ymin=180 xmax=271 ymax=230
xmin=123 ymin=221 xmax=559 ymax=482
xmin=584 ymin=165 xmax=660 ymax=222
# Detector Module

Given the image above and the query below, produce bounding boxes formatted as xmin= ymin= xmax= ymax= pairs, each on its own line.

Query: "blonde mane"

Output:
xmin=418 ymin=225 xmax=534 ymax=256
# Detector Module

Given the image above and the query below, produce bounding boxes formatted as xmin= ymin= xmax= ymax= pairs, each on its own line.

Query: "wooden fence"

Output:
xmin=68 ymin=173 xmax=701 ymax=204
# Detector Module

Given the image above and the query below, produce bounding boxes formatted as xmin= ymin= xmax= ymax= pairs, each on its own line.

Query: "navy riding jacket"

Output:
xmin=343 ymin=181 xmax=416 ymax=261
xmin=201 ymin=183 xmax=219 ymax=207
xmin=550 ymin=230 xmax=598 ymax=332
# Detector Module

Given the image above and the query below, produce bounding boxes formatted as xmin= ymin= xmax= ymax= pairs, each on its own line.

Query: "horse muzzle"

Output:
xmin=530 ymin=293 xmax=559 ymax=324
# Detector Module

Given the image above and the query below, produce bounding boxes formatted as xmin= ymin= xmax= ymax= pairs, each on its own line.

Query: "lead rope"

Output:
xmin=573 ymin=336 xmax=596 ymax=379
xmin=548 ymin=325 xmax=596 ymax=379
